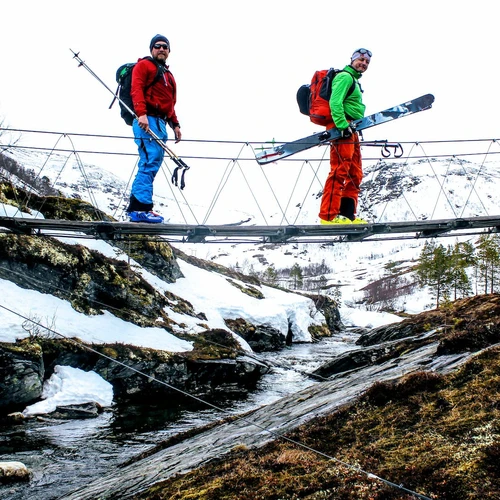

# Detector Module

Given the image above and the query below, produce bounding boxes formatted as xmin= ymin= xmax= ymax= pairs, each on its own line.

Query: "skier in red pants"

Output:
xmin=319 ymin=48 xmax=371 ymax=224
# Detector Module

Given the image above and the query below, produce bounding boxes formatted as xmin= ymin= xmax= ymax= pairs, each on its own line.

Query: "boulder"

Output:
xmin=356 ymin=320 xmax=419 ymax=346
xmin=224 ymin=318 xmax=286 ymax=352
xmin=49 ymin=402 xmax=103 ymax=419
xmin=306 ymin=294 xmax=343 ymax=334
xmin=0 ymin=461 xmax=30 ymax=483
xmin=312 ymin=343 xmax=401 ymax=378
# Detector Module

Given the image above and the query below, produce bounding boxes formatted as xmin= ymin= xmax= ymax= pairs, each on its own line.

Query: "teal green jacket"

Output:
xmin=329 ymin=65 xmax=365 ymax=130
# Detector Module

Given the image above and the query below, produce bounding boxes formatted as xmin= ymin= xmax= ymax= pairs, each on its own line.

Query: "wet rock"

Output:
xmin=312 ymin=343 xmax=401 ymax=378
xmin=97 ymin=354 xmax=269 ymax=400
xmin=224 ymin=318 xmax=286 ymax=352
xmin=356 ymin=320 xmax=419 ymax=346
xmin=306 ymin=294 xmax=343 ymax=334
xmin=49 ymin=402 xmax=104 ymax=419
xmin=0 ymin=341 xmax=44 ymax=411
xmin=0 ymin=461 xmax=30 ymax=483
xmin=112 ymin=238 xmax=183 ymax=284
xmin=6 ymin=412 xmax=25 ymax=423
xmin=185 ymin=356 xmax=270 ymax=397
xmin=43 ymin=342 xmax=271 ymax=401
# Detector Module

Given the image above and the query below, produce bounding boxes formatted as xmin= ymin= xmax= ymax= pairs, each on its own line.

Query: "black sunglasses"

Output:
xmin=356 ymin=48 xmax=372 ymax=57
xmin=153 ymin=43 xmax=169 ymax=50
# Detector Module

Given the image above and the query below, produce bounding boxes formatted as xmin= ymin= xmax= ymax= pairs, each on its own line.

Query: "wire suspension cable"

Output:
xmin=2 ymin=126 xmax=499 ymax=147
xmin=281 ymin=159 xmax=308 ymax=226
xmin=460 ymin=140 xmax=495 ymax=218
xmin=202 ymin=156 xmax=240 ymax=225
xmin=248 ymin=143 xmax=292 ymax=225
xmin=64 ymin=134 xmax=104 ymax=217
xmin=234 ymin=159 xmax=270 ymax=226
xmin=292 ymin=146 xmax=331 ymax=225
xmin=4 ymin=140 xmax=500 ymax=162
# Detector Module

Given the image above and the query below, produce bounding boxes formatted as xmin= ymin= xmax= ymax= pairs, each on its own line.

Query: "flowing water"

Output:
xmin=0 ymin=333 xmax=358 ymax=500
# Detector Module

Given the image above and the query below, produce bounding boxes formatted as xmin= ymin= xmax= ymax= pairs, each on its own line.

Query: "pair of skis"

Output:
xmin=255 ymin=94 xmax=435 ymax=164
xmin=72 ymin=50 xmax=434 ymax=171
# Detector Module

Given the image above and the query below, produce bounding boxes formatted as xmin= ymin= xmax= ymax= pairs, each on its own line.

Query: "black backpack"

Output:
xmin=110 ymin=57 xmax=164 ymax=125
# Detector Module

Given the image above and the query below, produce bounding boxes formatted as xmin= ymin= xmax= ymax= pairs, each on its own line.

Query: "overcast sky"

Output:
xmin=1 ymin=0 xmax=499 ymax=175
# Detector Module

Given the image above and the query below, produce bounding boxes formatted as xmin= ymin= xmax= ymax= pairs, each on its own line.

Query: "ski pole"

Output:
xmin=70 ymin=49 xmax=190 ymax=189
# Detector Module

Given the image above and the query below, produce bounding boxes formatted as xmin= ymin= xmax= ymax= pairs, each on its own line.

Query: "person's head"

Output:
xmin=350 ymin=48 xmax=371 ymax=73
xmin=150 ymin=34 xmax=170 ymax=63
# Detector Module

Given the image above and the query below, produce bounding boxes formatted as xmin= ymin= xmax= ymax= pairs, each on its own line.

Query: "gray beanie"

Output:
xmin=351 ymin=48 xmax=372 ymax=62
xmin=150 ymin=34 xmax=170 ymax=52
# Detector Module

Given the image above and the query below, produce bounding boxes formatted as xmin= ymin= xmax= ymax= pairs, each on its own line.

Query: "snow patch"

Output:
xmin=23 ymin=365 xmax=113 ymax=416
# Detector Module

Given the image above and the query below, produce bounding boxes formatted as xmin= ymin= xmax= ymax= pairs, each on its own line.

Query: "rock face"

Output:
xmin=356 ymin=319 xmax=420 ymax=346
xmin=90 ymin=349 xmax=269 ymax=400
xmin=314 ymin=294 xmax=500 ymax=379
xmin=0 ymin=334 xmax=271 ymax=414
xmin=0 ymin=233 xmax=174 ymax=327
xmin=0 ymin=341 xmax=44 ymax=411
xmin=224 ymin=318 xmax=286 ymax=352
xmin=308 ymin=294 xmax=343 ymax=334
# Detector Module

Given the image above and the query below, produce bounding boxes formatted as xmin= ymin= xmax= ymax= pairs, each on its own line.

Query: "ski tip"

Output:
xmin=407 ymin=94 xmax=435 ymax=111
xmin=255 ymin=148 xmax=283 ymax=165
xmin=423 ymin=93 xmax=435 ymax=106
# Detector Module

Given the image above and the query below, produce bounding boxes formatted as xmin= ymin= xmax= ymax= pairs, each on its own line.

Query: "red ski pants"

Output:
xmin=318 ymin=132 xmax=362 ymax=221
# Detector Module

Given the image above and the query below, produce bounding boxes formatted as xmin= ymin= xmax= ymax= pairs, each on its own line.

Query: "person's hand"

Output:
xmin=174 ymin=126 xmax=182 ymax=143
xmin=138 ymin=115 xmax=149 ymax=131
xmin=340 ymin=125 xmax=355 ymax=138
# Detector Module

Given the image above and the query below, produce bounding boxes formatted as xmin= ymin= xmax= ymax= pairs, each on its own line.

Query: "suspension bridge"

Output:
xmin=1 ymin=127 xmax=500 ymax=245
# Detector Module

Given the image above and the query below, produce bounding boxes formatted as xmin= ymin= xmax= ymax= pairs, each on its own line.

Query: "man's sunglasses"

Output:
xmin=153 ymin=44 xmax=169 ymax=50
xmin=356 ymin=48 xmax=372 ymax=57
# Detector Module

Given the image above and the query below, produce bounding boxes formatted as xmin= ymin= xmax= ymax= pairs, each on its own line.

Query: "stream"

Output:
xmin=0 ymin=332 xmax=358 ymax=500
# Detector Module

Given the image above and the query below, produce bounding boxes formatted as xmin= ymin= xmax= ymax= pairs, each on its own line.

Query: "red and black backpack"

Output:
xmin=297 ymin=68 xmax=355 ymax=126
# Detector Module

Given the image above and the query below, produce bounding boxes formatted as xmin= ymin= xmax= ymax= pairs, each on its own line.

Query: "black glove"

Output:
xmin=339 ymin=125 xmax=355 ymax=139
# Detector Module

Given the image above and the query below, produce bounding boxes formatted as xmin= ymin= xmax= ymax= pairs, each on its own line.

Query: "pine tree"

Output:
xmin=289 ymin=263 xmax=304 ymax=290
xmin=475 ymin=235 xmax=500 ymax=293
xmin=449 ymin=241 xmax=474 ymax=300
xmin=263 ymin=265 xmax=278 ymax=286
xmin=416 ymin=241 xmax=453 ymax=308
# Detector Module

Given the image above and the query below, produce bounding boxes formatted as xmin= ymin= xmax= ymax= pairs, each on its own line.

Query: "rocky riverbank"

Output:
xmin=59 ymin=294 xmax=500 ymax=500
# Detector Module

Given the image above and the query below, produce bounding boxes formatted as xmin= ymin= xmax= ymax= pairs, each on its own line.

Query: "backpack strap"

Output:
xmin=143 ymin=56 xmax=165 ymax=92
xmin=342 ymin=73 xmax=361 ymax=122
xmin=343 ymin=72 xmax=357 ymax=99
